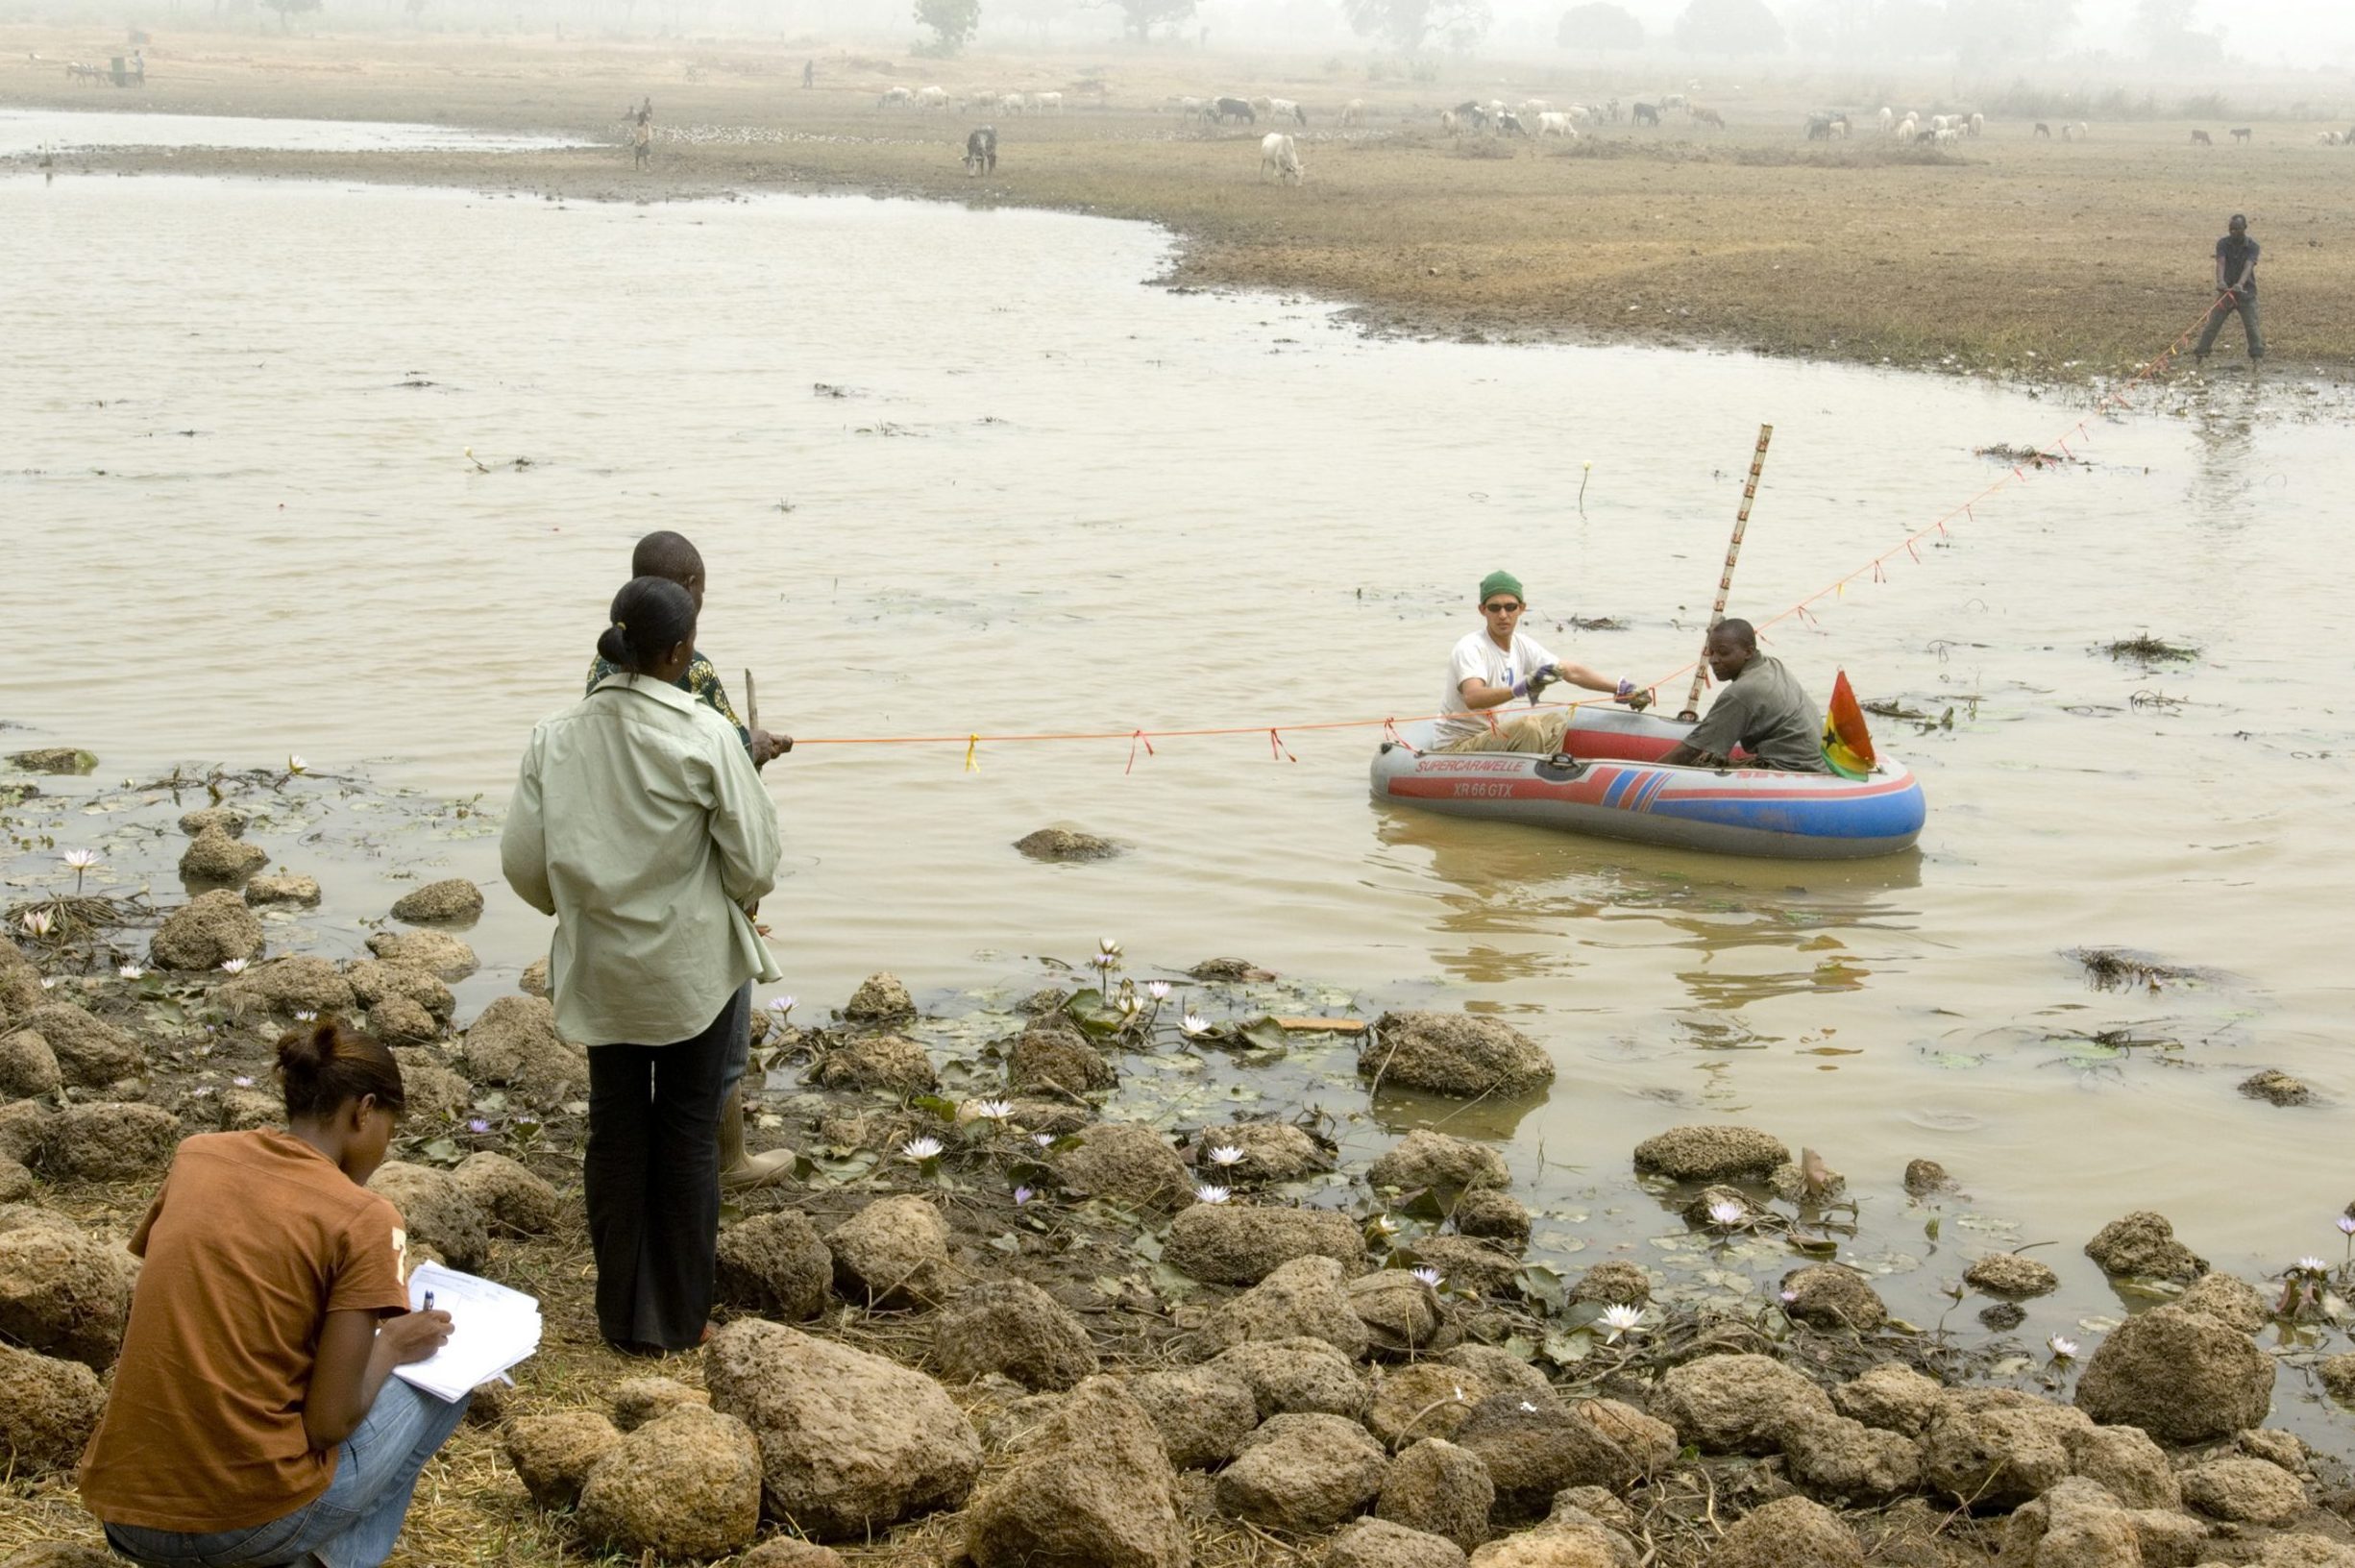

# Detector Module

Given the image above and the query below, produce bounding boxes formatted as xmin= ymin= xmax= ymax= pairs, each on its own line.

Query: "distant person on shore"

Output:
xmin=632 ymin=118 xmax=650 ymax=169
xmin=1435 ymin=570 xmax=1651 ymax=753
xmin=1658 ymin=619 xmax=1829 ymax=772
xmin=582 ymin=530 xmax=791 ymax=1190
xmin=802 ymin=59 xmax=814 ymax=88
xmin=506 ymin=576 xmax=782 ymax=1354
xmin=634 ymin=96 xmax=653 ymax=127
xmin=2193 ymin=212 xmax=2264 ymax=367
xmin=80 ymin=1021 xmax=463 ymax=1568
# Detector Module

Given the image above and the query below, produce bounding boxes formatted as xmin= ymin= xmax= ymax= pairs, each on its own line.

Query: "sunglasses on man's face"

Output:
xmin=1482 ymin=600 xmax=1524 ymax=614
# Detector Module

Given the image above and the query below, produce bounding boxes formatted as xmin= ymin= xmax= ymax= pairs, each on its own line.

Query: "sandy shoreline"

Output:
xmin=8 ymin=26 xmax=2355 ymax=383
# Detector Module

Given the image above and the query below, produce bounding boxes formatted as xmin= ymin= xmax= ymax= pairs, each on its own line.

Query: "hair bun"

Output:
xmin=275 ymin=1020 xmax=333 ymax=1077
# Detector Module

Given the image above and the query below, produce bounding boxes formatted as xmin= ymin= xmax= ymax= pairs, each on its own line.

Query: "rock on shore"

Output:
xmin=1361 ymin=1012 xmax=1556 ymax=1099
xmin=2073 ymin=1303 xmax=2274 ymax=1443
xmin=963 ymin=1376 xmax=1187 ymax=1568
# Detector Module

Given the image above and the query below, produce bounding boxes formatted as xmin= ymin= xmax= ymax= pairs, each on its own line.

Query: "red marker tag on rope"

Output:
xmin=1125 ymin=729 xmax=1155 ymax=775
xmin=1383 ymin=719 xmax=1416 ymax=753
xmin=1268 ymin=728 xmax=1295 ymax=763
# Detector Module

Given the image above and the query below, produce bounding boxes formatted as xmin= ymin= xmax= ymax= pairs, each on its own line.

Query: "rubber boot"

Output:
xmin=719 ymin=1080 xmax=795 ymax=1189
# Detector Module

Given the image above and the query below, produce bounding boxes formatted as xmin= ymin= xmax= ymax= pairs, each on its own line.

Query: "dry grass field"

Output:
xmin=7 ymin=24 xmax=2354 ymax=380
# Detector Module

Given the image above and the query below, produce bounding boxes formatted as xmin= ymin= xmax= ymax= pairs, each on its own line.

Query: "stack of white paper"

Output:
xmin=392 ymin=1262 xmax=544 ymax=1403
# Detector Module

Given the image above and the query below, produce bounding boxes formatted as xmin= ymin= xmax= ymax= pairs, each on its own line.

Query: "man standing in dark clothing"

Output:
xmin=2194 ymin=213 xmax=2264 ymax=366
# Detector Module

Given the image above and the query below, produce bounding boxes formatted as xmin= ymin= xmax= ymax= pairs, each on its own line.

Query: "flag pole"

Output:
xmin=1678 ymin=424 xmax=1775 ymax=722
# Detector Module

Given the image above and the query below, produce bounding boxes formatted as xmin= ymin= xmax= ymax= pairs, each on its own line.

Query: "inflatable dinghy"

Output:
xmin=1370 ymin=710 xmax=1925 ymax=860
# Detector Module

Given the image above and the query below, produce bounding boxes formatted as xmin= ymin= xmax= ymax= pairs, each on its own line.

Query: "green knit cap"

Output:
xmin=1479 ymin=570 xmax=1525 ymax=604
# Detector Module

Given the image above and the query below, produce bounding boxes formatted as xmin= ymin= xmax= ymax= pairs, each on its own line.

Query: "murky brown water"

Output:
xmin=5 ymin=168 xmax=2351 ymax=1430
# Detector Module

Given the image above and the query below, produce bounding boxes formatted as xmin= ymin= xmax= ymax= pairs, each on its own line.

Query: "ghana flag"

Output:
xmin=1822 ymin=671 xmax=1877 ymax=779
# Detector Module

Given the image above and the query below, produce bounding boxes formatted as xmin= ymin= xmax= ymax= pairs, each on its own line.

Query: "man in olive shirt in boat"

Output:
xmin=1659 ymin=619 xmax=1829 ymax=772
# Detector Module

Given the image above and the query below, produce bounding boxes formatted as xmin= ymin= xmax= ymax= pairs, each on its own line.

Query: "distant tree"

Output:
xmin=915 ymin=0 xmax=981 ymax=52
xmin=1094 ymin=0 xmax=1197 ymax=41
xmin=262 ymin=0 xmax=322 ymax=28
xmin=1671 ymin=0 xmax=1782 ymax=54
xmin=2132 ymin=0 xmax=2220 ymax=63
xmin=1558 ymin=1 xmax=1644 ymax=50
xmin=1340 ymin=0 xmax=1495 ymax=53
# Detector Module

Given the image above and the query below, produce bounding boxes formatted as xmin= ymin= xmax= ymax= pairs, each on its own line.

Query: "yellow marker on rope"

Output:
xmin=964 ymin=733 xmax=980 ymax=772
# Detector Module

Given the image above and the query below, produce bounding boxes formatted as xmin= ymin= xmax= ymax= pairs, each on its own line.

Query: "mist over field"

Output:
xmin=29 ymin=0 xmax=2343 ymax=70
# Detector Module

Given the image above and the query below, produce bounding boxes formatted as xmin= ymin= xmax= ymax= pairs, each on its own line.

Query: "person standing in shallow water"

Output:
xmin=582 ymin=529 xmax=792 ymax=1189
xmin=505 ymin=576 xmax=782 ymax=1354
xmin=80 ymin=1021 xmax=463 ymax=1568
xmin=2193 ymin=212 xmax=2264 ymax=368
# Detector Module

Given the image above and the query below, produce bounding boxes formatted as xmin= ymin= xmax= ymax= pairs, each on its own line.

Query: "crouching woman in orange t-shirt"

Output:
xmin=80 ymin=1021 xmax=464 ymax=1568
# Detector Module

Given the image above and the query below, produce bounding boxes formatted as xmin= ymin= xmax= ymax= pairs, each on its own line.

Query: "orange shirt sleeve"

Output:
xmin=328 ymin=1193 xmax=413 ymax=1318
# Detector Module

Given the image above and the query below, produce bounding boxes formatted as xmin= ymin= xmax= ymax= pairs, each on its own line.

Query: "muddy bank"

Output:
xmin=4 ymin=755 xmax=2355 ymax=1565
xmin=8 ymin=27 xmax=2355 ymax=384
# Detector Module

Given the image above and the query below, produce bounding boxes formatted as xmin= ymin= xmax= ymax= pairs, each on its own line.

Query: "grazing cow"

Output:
xmin=1260 ymin=132 xmax=1303 ymax=184
xmin=1569 ymin=104 xmax=1593 ymax=124
xmin=1214 ymin=96 xmax=1255 ymax=124
xmin=2229 ymin=126 xmax=2250 ymax=143
xmin=915 ymin=86 xmax=948 ymax=110
xmin=1633 ymin=101 xmax=1660 ymax=127
xmin=1969 ymin=111 xmax=1985 ymax=137
xmin=1035 ymin=91 xmax=1063 ymax=113
xmin=1804 ymin=114 xmax=1833 ymax=140
xmin=1249 ymin=95 xmax=1273 ymax=116
xmin=1929 ymin=113 xmax=1954 ymax=132
xmin=1340 ymin=98 xmax=1364 ymax=126
xmin=1268 ymin=96 xmax=1307 ymax=125
xmin=963 ymin=125 xmax=996 ymax=175
xmin=1877 ymin=106 xmax=1895 ymax=135
xmin=1829 ymin=113 xmax=1851 ymax=138
xmin=2033 ymin=121 xmax=2050 ymax=138
xmin=1691 ymin=106 xmax=1725 ymax=130
xmin=1662 ymin=92 xmax=1687 ymax=110
xmin=2322 ymin=130 xmax=2345 ymax=145
xmin=1606 ymin=97 xmax=1622 ymax=122
xmin=1441 ymin=109 xmax=1460 ymax=135
xmin=1538 ymin=110 xmax=1574 ymax=137
xmin=999 ymin=92 xmax=1026 ymax=115
xmin=2191 ymin=129 xmax=2212 ymax=145
xmin=1496 ymin=111 xmax=1527 ymax=136
xmin=878 ymin=86 xmax=914 ymax=110
xmin=1933 ymin=126 xmax=1960 ymax=144
xmin=1174 ymin=95 xmax=1203 ymax=118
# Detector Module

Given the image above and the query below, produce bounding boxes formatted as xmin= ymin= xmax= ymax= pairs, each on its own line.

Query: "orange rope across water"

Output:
xmin=791 ymin=301 xmax=2229 ymax=765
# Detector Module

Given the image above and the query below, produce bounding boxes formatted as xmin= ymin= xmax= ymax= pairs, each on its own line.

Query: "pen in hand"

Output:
xmin=422 ymin=1291 xmax=435 ymax=1311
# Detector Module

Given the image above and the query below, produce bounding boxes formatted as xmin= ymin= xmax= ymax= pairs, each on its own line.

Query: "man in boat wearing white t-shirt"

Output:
xmin=1435 ymin=570 xmax=1652 ymax=753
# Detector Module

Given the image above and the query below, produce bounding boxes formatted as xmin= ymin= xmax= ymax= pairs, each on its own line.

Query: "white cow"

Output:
xmin=1035 ymin=90 xmax=1064 ymax=113
xmin=1537 ymin=111 xmax=1575 ymax=137
xmin=1933 ymin=126 xmax=1960 ymax=144
xmin=1520 ymin=98 xmax=1550 ymax=119
xmin=1899 ymin=113 xmax=1918 ymax=139
xmin=915 ymin=86 xmax=948 ymax=110
xmin=999 ymin=92 xmax=1025 ymax=115
xmin=1969 ymin=111 xmax=1985 ymax=136
xmin=1568 ymin=104 xmax=1593 ymax=125
xmin=1340 ymin=98 xmax=1364 ymax=126
xmin=1173 ymin=95 xmax=1203 ymax=118
xmin=1877 ymin=106 xmax=1894 ymax=135
xmin=1440 ymin=109 xmax=1460 ymax=135
xmin=2319 ymin=130 xmax=2343 ymax=144
xmin=1268 ymin=96 xmax=1307 ymax=125
xmin=1260 ymin=132 xmax=1304 ymax=184
xmin=877 ymin=86 xmax=914 ymax=110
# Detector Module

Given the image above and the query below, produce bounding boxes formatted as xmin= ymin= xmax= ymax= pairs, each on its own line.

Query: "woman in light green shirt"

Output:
xmin=502 ymin=576 xmax=782 ymax=1352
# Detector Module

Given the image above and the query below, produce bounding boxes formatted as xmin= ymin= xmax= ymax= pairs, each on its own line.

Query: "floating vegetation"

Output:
xmin=2069 ymin=947 xmax=2194 ymax=992
xmin=1975 ymin=442 xmax=2083 ymax=468
xmin=1566 ymin=614 xmax=1629 ymax=632
xmin=2103 ymin=634 xmax=2197 ymax=665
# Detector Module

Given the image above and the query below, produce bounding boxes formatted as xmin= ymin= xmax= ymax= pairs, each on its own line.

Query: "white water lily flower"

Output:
xmin=1206 ymin=1145 xmax=1244 ymax=1167
xmin=1180 ymin=1012 xmax=1212 ymax=1038
xmin=1146 ymin=979 xmax=1170 ymax=1001
xmin=1706 ymin=1199 xmax=1747 ymax=1227
xmin=20 ymin=910 xmax=53 ymax=938
xmin=1097 ymin=936 xmax=1121 ymax=958
xmin=900 ymin=1136 xmax=944 ymax=1163
xmin=969 ymin=1098 xmax=1014 ymax=1120
xmin=61 ymin=848 xmax=100 ymax=871
xmin=2298 ymin=1256 xmax=2330 ymax=1274
xmin=1033 ymin=1132 xmax=1054 ymax=1147
xmin=1371 ymin=1214 xmax=1402 ymax=1236
xmin=219 ymin=958 xmax=249 ymax=975
xmin=1193 ymin=1184 xmax=1232 ymax=1205
xmin=1600 ymin=1304 xmax=1646 ymax=1338
xmin=39 ymin=977 xmax=58 ymax=990
xmin=2338 ymin=1214 xmax=2355 ymax=1237
xmin=286 ymin=753 xmax=307 ymax=775
xmin=1410 ymin=1265 xmax=1443 ymax=1288
xmin=1116 ymin=992 xmax=1141 ymax=1017
xmin=2048 ymin=1335 xmax=2078 ymax=1360
xmin=119 ymin=964 xmax=144 ymax=980
xmin=768 ymin=994 xmax=797 ymax=1016
xmin=1091 ymin=952 xmax=1116 ymax=971
xmin=294 ymin=1008 xmax=319 ymax=1021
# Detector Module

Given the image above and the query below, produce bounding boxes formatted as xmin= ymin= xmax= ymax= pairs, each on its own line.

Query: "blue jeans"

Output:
xmin=104 ymin=1381 xmax=470 ymax=1568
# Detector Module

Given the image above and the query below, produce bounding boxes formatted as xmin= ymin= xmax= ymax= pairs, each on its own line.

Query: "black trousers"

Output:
xmin=584 ymin=988 xmax=744 ymax=1352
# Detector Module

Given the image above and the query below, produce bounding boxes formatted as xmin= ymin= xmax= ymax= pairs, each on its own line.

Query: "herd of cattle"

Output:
xmin=902 ymin=77 xmax=2355 ymax=182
